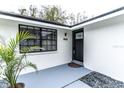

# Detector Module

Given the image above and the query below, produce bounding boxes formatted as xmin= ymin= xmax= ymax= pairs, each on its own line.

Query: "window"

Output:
xmin=19 ymin=24 xmax=57 ymax=53
xmin=76 ymin=32 xmax=83 ymax=39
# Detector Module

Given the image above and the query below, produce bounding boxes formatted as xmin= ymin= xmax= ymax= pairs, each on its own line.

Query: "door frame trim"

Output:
xmin=72 ymin=28 xmax=84 ymax=62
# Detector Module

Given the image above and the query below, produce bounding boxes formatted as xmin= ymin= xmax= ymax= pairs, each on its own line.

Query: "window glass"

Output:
xmin=19 ymin=24 xmax=57 ymax=53
xmin=76 ymin=32 xmax=83 ymax=39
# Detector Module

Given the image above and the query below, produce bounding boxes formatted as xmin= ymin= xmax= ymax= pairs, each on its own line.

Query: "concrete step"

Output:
xmin=72 ymin=60 xmax=83 ymax=66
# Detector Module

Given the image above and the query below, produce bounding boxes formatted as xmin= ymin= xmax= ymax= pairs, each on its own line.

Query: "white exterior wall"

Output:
xmin=84 ymin=14 xmax=124 ymax=82
xmin=0 ymin=19 xmax=72 ymax=74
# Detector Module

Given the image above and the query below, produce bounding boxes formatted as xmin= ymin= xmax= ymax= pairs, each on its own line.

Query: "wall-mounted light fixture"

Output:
xmin=63 ymin=32 xmax=68 ymax=40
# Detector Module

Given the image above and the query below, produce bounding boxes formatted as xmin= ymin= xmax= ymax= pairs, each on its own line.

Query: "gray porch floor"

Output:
xmin=18 ymin=64 xmax=92 ymax=88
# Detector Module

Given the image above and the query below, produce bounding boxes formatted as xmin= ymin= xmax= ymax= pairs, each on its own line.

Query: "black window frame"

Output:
xmin=19 ymin=24 xmax=57 ymax=53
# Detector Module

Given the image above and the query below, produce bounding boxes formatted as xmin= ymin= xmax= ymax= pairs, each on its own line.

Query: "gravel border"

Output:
xmin=80 ymin=71 xmax=124 ymax=88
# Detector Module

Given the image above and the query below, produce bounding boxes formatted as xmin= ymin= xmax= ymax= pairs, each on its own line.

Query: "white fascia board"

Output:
xmin=71 ymin=9 xmax=124 ymax=30
xmin=0 ymin=9 xmax=124 ymax=31
xmin=0 ymin=14 xmax=71 ymax=30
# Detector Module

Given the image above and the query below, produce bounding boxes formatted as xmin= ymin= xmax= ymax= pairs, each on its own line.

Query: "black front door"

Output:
xmin=72 ymin=28 xmax=84 ymax=62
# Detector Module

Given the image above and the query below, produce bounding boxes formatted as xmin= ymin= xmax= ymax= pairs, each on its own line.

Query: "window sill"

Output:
xmin=24 ymin=51 xmax=58 ymax=56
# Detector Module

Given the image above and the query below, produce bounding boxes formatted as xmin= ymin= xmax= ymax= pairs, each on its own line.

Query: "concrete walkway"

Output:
xmin=64 ymin=80 xmax=91 ymax=88
xmin=18 ymin=64 xmax=92 ymax=88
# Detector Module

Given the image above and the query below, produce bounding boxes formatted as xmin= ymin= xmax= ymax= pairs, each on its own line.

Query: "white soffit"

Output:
xmin=71 ymin=9 xmax=124 ymax=30
xmin=0 ymin=14 xmax=70 ymax=30
xmin=0 ymin=8 xmax=124 ymax=31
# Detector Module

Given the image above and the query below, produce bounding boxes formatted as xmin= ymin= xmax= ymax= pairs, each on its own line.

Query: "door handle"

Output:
xmin=73 ymin=50 xmax=75 ymax=54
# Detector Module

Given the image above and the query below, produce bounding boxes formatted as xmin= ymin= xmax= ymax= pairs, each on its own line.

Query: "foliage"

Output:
xmin=18 ymin=5 xmax=38 ymax=18
xmin=39 ymin=6 xmax=68 ymax=24
xmin=67 ymin=12 xmax=88 ymax=25
xmin=18 ymin=5 xmax=68 ymax=24
xmin=18 ymin=8 xmax=28 ymax=16
xmin=29 ymin=5 xmax=38 ymax=18
xmin=0 ymin=32 xmax=37 ymax=88
xmin=18 ymin=5 xmax=90 ymax=25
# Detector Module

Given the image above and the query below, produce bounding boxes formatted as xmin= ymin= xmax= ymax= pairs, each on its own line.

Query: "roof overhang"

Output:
xmin=0 ymin=12 xmax=71 ymax=30
xmin=0 ymin=7 xmax=124 ymax=31
xmin=71 ymin=7 xmax=124 ymax=30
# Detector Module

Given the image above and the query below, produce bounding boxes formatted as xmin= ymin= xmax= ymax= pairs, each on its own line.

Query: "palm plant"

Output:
xmin=0 ymin=32 xmax=37 ymax=88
